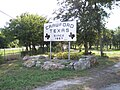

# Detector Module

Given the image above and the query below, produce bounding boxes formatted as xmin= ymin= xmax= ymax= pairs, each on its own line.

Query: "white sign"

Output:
xmin=44 ymin=21 xmax=76 ymax=41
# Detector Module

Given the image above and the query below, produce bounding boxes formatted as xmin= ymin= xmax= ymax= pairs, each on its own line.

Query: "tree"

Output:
xmin=3 ymin=13 xmax=48 ymax=52
xmin=54 ymin=0 xmax=119 ymax=55
xmin=102 ymin=29 xmax=113 ymax=50
xmin=113 ymin=27 xmax=120 ymax=49
xmin=0 ymin=32 xmax=7 ymax=48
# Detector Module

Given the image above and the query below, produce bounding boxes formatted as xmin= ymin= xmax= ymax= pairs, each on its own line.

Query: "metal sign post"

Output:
xmin=50 ymin=41 xmax=52 ymax=60
xmin=68 ymin=41 xmax=70 ymax=60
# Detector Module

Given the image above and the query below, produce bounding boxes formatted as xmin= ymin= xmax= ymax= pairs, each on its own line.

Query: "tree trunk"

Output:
xmin=42 ymin=44 xmax=45 ymax=53
xmin=119 ymin=43 xmax=120 ymax=50
xmin=32 ymin=44 xmax=37 ymax=51
xmin=100 ymin=37 xmax=103 ymax=56
xmin=96 ymin=40 xmax=99 ymax=50
xmin=106 ymin=43 xmax=108 ymax=51
xmin=25 ymin=46 xmax=28 ymax=51
xmin=29 ymin=45 xmax=32 ymax=51
xmin=84 ymin=41 xmax=88 ymax=55
xmin=75 ymin=44 xmax=76 ymax=50
xmin=89 ymin=43 xmax=92 ymax=49
xmin=109 ymin=43 xmax=112 ymax=49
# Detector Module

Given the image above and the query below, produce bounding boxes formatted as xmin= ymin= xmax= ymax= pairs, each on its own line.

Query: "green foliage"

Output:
xmin=112 ymin=27 xmax=120 ymax=49
xmin=8 ymin=40 xmax=19 ymax=48
xmin=2 ymin=13 xmax=48 ymax=51
xmin=70 ymin=53 xmax=80 ymax=60
xmin=21 ymin=50 xmax=39 ymax=56
xmin=56 ymin=52 xmax=63 ymax=59
xmin=56 ymin=52 xmax=81 ymax=60
xmin=48 ymin=53 xmax=55 ymax=59
xmin=62 ymin=52 xmax=68 ymax=59
xmin=52 ymin=42 xmax=66 ymax=53
xmin=55 ymin=0 xmax=118 ymax=54
xmin=0 ymin=54 xmax=4 ymax=64
xmin=0 ymin=32 xmax=8 ymax=48
xmin=55 ymin=44 xmax=62 ymax=52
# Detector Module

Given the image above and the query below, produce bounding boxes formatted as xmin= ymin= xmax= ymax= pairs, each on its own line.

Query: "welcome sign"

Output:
xmin=44 ymin=21 xmax=76 ymax=41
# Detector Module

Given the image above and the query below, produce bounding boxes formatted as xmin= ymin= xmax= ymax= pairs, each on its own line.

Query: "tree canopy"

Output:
xmin=2 ymin=13 xmax=48 ymax=51
xmin=54 ymin=0 xmax=119 ymax=55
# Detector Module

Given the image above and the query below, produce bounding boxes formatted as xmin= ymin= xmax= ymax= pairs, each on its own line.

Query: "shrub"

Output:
xmin=21 ymin=51 xmax=31 ymax=56
xmin=56 ymin=52 xmax=81 ymax=60
xmin=70 ymin=53 xmax=80 ymax=60
xmin=48 ymin=53 xmax=55 ymax=59
xmin=56 ymin=52 xmax=63 ymax=59
xmin=62 ymin=52 xmax=68 ymax=59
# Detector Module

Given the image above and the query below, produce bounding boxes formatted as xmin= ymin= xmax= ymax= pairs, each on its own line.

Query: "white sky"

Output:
xmin=0 ymin=0 xmax=120 ymax=30
xmin=0 ymin=0 xmax=58 ymax=28
xmin=105 ymin=6 xmax=120 ymax=30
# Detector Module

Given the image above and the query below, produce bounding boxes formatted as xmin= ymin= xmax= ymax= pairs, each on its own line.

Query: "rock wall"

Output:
xmin=23 ymin=55 xmax=98 ymax=70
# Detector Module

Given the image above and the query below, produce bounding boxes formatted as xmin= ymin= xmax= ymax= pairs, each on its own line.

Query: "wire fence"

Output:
xmin=0 ymin=47 xmax=25 ymax=60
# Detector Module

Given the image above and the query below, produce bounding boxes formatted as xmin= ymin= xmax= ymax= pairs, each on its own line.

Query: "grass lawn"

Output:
xmin=0 ymin=60 xmax=90 ymax=90
xmin=0 ymin=48 xmax=22 ymax=55
xmin=0 ymin=50 xmax=119 ymax=90
xmin=91 ymin=50 xmax=120 ymax=57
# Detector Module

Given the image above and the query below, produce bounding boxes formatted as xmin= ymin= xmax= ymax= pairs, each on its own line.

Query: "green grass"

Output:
xmin=0 ymin=50 xmax=119 ymax=90
xmin=0 ymin=48 xmax=22 ymax=55
xmin=91 ymin=50 xmax=120 ymax=57
xmin=0 ymin=60 xmax=89 ymax=90
xmin=96 ymin=56 xmax=116 ymax=69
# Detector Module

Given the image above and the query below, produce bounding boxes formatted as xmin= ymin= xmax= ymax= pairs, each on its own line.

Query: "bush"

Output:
xmin=21 ymin=50 xmax=38 ymax=56
xmin=56 ymin=52 xmax=81 ymax=60
xmin=21 ymin=51 xmax=31 ymax=56
xmin=62 ymin=52 xmax=68 ymax=59
xmin=56 ymin=52 xmax=63 ymax=59
xmin=48 ymin=53 xmax=55 ymax=59
xmin=70 ymin=53 xmax=80 ymax=60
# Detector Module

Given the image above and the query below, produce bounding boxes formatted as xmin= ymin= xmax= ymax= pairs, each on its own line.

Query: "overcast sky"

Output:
xmin=0 ymin=0 xmax=120 ymax=30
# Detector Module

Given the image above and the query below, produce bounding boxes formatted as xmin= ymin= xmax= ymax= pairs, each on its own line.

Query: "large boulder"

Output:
xmin=23 ymin=55 xmax=30 ymax=60
xmin=73 ymin=55 xmax=97 ymax=70
xmin=74 ymin=58 xmax=90 ymax=70
xmin=23 ymin=59 xmax=36 ymax=67
xmin=42 ymin=61 xmax=65 ymax=70
xmin=23 ymin=55 xmax=48 ymax=61
xmin=39 ymin=55 xmax=47 ymax=59
xmin=35 ymin=61 xmax=41 ymax=67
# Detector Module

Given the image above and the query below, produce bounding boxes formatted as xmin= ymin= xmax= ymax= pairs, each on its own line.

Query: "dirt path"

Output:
xmin=86 ymin=62 xmax=120 ymax=90
xmin=34 ymin=77 xmax=93 ymax=90
xmin=33 ymin=62 xmax=120 ymax=90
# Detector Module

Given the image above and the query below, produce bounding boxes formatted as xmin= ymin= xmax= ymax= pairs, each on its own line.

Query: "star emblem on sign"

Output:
xmin=69 ymin=32 xmax=75 ymax=39
xmin=45 ymin=33 xmax=50 ymax=39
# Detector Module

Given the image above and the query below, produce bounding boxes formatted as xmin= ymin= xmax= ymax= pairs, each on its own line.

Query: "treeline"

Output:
xmin=0 ymin=13 xmax=49 ymax=54
xmin=102 ymin=28 xmax=120 ymax=50
xmin=0 ymin=14 xmax=120 ymax=52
